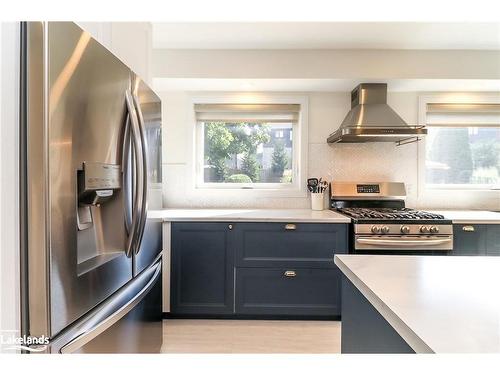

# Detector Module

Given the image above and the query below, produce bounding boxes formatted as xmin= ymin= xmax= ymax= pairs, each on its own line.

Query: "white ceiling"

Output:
xmin=152 ymin=22 xmax=500 ymax=50
xmin=152 ymin=78 xmax=500 ymax=92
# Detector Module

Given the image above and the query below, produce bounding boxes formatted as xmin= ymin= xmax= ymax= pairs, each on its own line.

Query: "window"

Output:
xmin=424 ymin=102 xmax=500 ymax=189
xmin=194 ymin=103 xmax=302 ymax=189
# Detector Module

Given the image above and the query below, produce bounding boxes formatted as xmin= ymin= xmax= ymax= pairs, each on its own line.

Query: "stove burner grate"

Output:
xmin=338 ymin=207 xmax=445 ymax=220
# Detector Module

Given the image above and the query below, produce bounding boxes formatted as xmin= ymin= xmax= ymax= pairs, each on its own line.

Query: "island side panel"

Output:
xmin=341 ymin=276 xmax=415 ymax=354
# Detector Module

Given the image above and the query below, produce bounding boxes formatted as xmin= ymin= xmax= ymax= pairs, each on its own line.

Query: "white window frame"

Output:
xmin=417 ymin=93 xmax=500 ymax=206
xmin=188 ymin=94 xmax=308 ymax=198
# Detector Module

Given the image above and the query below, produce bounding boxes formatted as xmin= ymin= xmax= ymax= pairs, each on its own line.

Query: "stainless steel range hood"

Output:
xmin=327 ymin=83 xmax=427 ymax=144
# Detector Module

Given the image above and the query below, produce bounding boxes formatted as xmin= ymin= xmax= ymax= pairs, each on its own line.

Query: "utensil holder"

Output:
xmin=311 ymin=192 xmax=324 ymax=211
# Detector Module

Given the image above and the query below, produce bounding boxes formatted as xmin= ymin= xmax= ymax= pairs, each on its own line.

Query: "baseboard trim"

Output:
xmin=163 ymin=312 xmax=340 ymax=321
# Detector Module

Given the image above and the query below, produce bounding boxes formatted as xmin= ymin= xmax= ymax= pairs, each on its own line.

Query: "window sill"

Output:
xmin=192 ymin=186 xmax=308 ymax=199
xmin=196 ymin=183 xmax=296 ymax=189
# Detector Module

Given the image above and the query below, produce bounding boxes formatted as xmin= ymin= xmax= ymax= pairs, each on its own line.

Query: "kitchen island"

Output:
xmin=335 ymin=254 xmax=500 ymax=353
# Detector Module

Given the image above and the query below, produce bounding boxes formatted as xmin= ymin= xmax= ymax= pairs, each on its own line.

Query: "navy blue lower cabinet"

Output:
xmin=170 ymin=222 xmax=234 ymax=315
xmin=233 ymin=223 xmax=348 ymax=268
xmin=452 ymin=224 xmax=487 ymax=256
xmin=341 ymin=276 xmax=414 ymax=353
xmin=235 ymin=267 xmax=342 ymax=317
xmin=486 ymin=225 xmax=500 ymax=256
xmin=170 ymin=222 xmax=348 ymax=318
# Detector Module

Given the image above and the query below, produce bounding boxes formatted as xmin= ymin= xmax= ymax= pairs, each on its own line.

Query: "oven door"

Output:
xmin=354 ymin=235 xmax=453 ymax=252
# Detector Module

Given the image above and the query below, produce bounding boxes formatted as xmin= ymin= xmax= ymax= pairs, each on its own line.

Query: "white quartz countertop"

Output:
xmin=426 ymin=210 xmax=500 ymax=224
xmin=334 ymin=254 xmax=500 ymax=353
xmin=148 ymin=208 xmax=351 ymax=223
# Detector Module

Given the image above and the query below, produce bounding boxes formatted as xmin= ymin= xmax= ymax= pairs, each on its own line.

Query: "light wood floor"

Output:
xmin=161 ymin=319 xmax=341 ymax=353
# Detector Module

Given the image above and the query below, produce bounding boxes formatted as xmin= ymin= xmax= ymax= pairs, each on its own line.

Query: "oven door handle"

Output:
xmin=356 ymin=237 xmax=452 ymax=247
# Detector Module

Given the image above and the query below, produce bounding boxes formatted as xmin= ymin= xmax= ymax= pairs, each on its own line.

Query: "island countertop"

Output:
xmin=335 ymin=254 xmax=500 ymax=353
xmin=148 ymin=208 xmax=351 ymax=223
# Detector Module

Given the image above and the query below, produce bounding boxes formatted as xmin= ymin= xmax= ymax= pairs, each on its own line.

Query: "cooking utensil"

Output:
xmin=307 ymin=178 xmax=319 ymax=193
xmin=318 ymin=180 xmax=328 ymax=193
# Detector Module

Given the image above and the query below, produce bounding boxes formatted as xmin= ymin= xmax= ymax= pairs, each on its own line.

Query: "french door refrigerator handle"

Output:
xmin=121 ymin=114 xmax=133 ymax=236
xmin=59 ymin=260 xmax=161 ymax=353
xmin=124 ymin=90 xmax=144 ymax=257
xmin=132 ymin=93 xmax=149 ymax=255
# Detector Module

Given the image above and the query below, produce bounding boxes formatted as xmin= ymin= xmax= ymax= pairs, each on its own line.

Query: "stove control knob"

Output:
xmin=371 ymin=225 xmax=381 ymax=234
xmin=381 ymin=226 xmax=390 ymax=234
xmin=400 ymin=225 xmax=410 ymax=234
xmin=420 ymin=226 xmax=430 ymax=233
xmin=429 ymin=226 xmax=439 ymax=234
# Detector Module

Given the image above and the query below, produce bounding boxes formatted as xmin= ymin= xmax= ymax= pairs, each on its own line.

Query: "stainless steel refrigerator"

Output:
xmin=19 ymin=22 xmax=163 ymax=353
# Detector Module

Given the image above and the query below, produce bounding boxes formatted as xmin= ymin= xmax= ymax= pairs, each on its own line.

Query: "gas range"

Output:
xmin=330 ymin=182 xmax=453 ymax=253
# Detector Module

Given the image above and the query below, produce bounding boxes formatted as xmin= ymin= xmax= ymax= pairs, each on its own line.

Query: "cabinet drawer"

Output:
xmin=453 ymin=224 xmax=487 ymax=256
xmin=233 ymin=223 xmax=348 ymax=268
xmin=235 ymin=267 xmax=341 ymax=317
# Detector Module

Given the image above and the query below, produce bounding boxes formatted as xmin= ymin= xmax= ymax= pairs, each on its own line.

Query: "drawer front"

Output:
xmin=453 ymin=224 xmax=487 ymax=256
xmin=486 ymin=225 xmax=500 ymax=256
xmin=233 ymin=223 xmax=348 ymax=268
xmin=235 ymin=267 xmax=341 ymax=316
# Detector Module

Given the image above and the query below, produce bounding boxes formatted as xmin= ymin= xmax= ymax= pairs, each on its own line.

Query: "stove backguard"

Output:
xmin=330 ymin=199 xmax=406 ymax=210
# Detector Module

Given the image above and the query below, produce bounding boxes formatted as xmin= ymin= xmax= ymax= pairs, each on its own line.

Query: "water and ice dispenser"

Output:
xmin=78 ymin=162 xmax=121 ymax=204
xmin=77 ymin=162 xmax=121 ymax=230
xmin=76 ymin=162 xmax=126 ymax=275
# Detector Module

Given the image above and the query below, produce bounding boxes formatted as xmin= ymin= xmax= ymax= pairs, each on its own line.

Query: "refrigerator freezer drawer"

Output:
xmin=48 ymin=259 xmax=162 ymax=354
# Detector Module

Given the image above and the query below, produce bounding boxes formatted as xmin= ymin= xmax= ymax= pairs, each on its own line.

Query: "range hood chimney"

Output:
xmin=327 ymin=83 xmax=427 ymax=145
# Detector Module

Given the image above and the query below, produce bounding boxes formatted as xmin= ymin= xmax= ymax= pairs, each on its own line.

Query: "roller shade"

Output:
xmin=426 ymin=103 xmax=500 ymax=126
xmin=194 ymin=103 xmax=300 ymax=123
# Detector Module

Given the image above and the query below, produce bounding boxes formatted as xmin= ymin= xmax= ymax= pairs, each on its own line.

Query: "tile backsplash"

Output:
xmin=309 ymin=142 xmax=419 ymax=208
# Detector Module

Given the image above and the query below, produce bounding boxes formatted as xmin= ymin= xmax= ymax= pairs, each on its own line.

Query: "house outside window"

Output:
xmin=423 ymin=102 xmax=500 ymax=190
xmin=193 ymin=102 xmax=306 ymax=191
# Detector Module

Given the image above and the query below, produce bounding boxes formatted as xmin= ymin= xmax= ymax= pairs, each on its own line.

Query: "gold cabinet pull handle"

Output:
xmin=285 ymin=223 xmax=296 ymax=230
xmin=284 ymin=270 xmax=296 ymax=277
xmin=462 ymin=225 xmax=475 ymax=232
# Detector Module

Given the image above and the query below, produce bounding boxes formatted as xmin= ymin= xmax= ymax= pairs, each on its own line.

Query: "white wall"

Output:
xmin=0 ymin=22 xmax=21 ymax=347
xmin=110 ymin=23 xmax=153 ymax=85
xmin=155 ymin=44 xmax=500 ymax=211
xmin=153 ymin=49 xmax=500 ymax=80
